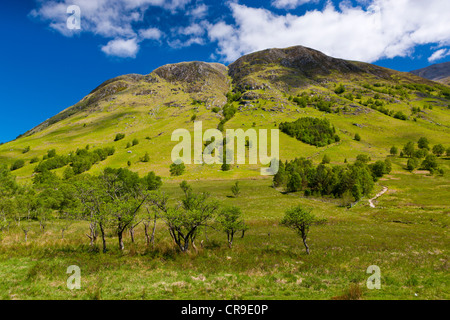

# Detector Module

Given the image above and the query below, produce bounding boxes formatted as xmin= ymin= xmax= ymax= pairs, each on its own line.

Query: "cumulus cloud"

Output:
xmin=30 ymin=0 xmax=191 ymax=57
xmin=208 ymin=0 xmax=450 ymax=63
xmin=101 ymin=38 xmax=140 ymax=58
xmin=272 ymin=0 xmax=318 ymax=10
xmin=428 ymin=49 xmax=450 ymax=63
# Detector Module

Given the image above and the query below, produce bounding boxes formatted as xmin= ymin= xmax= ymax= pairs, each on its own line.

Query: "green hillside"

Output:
xmin=0 ymin=46 xmax=449 ymax=300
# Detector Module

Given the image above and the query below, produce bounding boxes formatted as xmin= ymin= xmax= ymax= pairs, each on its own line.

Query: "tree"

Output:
xmin=281 ymin=206 xmax=321 ymax=254
xmin=407 ymin=158 xmax=419 ymax=172
xmin=354 ymin=133 xmax=361 ymax=141
xmin=170 ymin=162 xmax=185 ymax=176
xmin=390 ymin=146 xmax=398 ymax=156
xmin=287 ymin=172 xmax=302 ymax=192
xmin=191 ymin=114 xmax=197 ymax=122
xmin=132 ymin=138 xmax=139 ymax=146
xmin=418 ymin=137 xmax=430 ymax=150
xmin=141 ymin=152 xmax=150 ymax=163
xmin=148 ymin=191 xmax=219 ymax=252
xmin=432 ymin=144 xmax=445 ymax=157
xmin=371 ymin=161 xmax=386 ymax=179
xmin=322 ymin=154 xmax=331 ymax=164
xmin=421 ymin=154 xmax=438 ymax=173
xmin=403 ymin=141 xmax=415 ymax=158
xmin=231 ymin=181 xmax=241 ymax=198
xmin=217 ymin=206 xmax=248 ymax=248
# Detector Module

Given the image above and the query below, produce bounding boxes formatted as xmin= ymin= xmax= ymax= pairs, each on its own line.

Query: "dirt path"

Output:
xmin=369 ymin=187 xmax=388 ymax=208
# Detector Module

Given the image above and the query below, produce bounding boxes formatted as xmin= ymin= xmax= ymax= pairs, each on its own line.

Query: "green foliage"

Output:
xmin=217 ymin=206 xmax=248 ymax=248
xmin=22 ymin=146 xmax=30 ymax=154
xmin=142 ymin=171 xmax=162 ymax=191
xmin=279 ymin=117 xmax=339 ymax=147
xmin=390 ymin=146 xmax=398 ymax=156
xmin=418 ymin=137 xmax=430 ymax=150
xmin=170 ymin=162 xmax=186 ymax=176
xmin=132 ymin=138 xmax=139 ymax=146
xmin=141 ymin=152 xmax=150 ymax=163
xmin=276 ymin=157 xmax=376 ymax=200
xmin=354 ymin=133 xmax=361 ymax=141
xmin=421 ymin=154 xmax=438 ymax=173
xmin=211 ymin=107 xmax=220 ymax=113
xmin=406 ymin=158 xmax=419 ymax=172
xmin=190 ymin=114 xmax=197 ymax=122
xmin=231 ymin=181 xmax=241 ymax=197
xmin=394 ymin=111 xmax=407 ymax=120
xmin=10 ymin=159 xmax=25 ymax=171
xmin=402 ymin=141 xmax=415 ymax=158
xmin=322 ymin=154 xmax=331 ymax=164
xmin=432 ymin=144 xmax=445 ymax=157
xmin=114 ymin=133 xmax=125 ymax=141
xmin=281 ymin=205 xmax=322 ymax=254
xmin=334 ymin=84 xmax=346 ymax=94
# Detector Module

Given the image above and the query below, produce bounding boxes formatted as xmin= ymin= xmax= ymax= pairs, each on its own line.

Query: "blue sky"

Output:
xmin=0 ymin=0 xmax=449 ymax=143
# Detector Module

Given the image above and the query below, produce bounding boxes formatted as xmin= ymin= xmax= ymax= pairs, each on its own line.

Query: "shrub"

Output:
xmin=22 ymin=146 xmax=30 ymax=154
xmin=390 ymin=146 xmax=398 ymax=156
xmin=132 ymin=138 xmax=139 ymax=146
xmin=334 ymin=84 xmax=346 ymax=94
xmin=170 ymin=162 xmax=185 ymax=176
xmin=354 ymin=133 xmax=361 ymax=141
xmin=114 ymin=133 xmax=125 ymax=141
xmin=11 ymin=159 xmax=25 ymax=171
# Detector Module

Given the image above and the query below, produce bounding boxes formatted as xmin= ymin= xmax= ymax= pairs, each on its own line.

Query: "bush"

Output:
xmin=390 ymin=146 xmax=398 ymax=156
xmin=354 ymin=133 xmax=361 ymax=141
xmin=114 ymin=133 xmax=125 ymax=141
xmin=132 ymin=138 xmax=139 ymax=146
xmin=334 ymin=84 xmax=346 ymax=94
xmin=170 ymin=162 xmax=185 ymax=176
xmin=22 ymin=146 xmax=30 ymax=154
xmin=394 ymin=111 xmax=407 ymax=120
xmin=11 ymin=159 xmax=25 ymax=171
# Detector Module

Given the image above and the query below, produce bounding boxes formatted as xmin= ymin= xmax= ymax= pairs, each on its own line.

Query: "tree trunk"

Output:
xmin=99 ymin=223 xmax=107 ymax=254
xmin=118 ymin=231 xmax=124 ymax=251
xmin=302 ymin=237 xmax=310 ymax=255
xmin=130 ymin=228 xmax=135 ymax=243
xmin=151 ymin=214 xmax=157 ymax=248
xmin=144 ymin=222 xmax=150 ymax=246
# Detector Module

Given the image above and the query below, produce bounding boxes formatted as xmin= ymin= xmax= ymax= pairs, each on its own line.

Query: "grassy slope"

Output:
xmin=0 ymin=56 xmax=449 ymax=300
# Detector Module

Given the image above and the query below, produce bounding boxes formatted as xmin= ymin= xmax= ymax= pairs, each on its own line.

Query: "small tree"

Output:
xmin=403 ymin=141 xmax=415 ymax=158
xmin=354 ymin=133 xmax=361 ymax=141
xmin=418 ymin=137 xmax=430 ymax=150
xmin=281 ymin=205 xmax=322 ymax=254
xmin=170 ymin=162 xmax=185 ymax=176
xmin=141 ymin=152 xmax=150 ymax=163
xmin=217 ymin=206 xmax=248 ymax=248
xmin=321 ymin=154 xmax=331 ymax=164
xmin=390 ymin=146 xmax=398 ymax=156
xmin=432 ymin=144 xmax=445 ymax=157
xmin=231 ymin=181 xmax=241 ymax=198
xmin=132 ymin=138 xmax=139 ymax=146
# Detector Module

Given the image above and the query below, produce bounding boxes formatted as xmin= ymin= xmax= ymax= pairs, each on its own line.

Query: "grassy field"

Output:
xmin=0 ymin=162 xmax=448 ymax=300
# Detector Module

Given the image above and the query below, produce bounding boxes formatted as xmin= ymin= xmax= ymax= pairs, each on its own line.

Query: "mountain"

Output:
xmin=411 ymin=61 xmax=450 ymax=85
xmin=1 ymin=45 xmax=449 ymax=181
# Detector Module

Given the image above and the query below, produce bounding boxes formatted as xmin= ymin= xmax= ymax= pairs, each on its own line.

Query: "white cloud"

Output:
xmin=209 ymin=0 xmax=450 ymax=63
xmin=428 ymin=49 xmax=450 ymax=63
xmin=139 ymin=27 xmax=163 ymax=40
xmin=30 ymin=0 xmax=192 ymax=57
xmin=272 ymin=0 xmax=318 ymax=10
xmin=101 ymin=38 xmax=140 ymax=58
